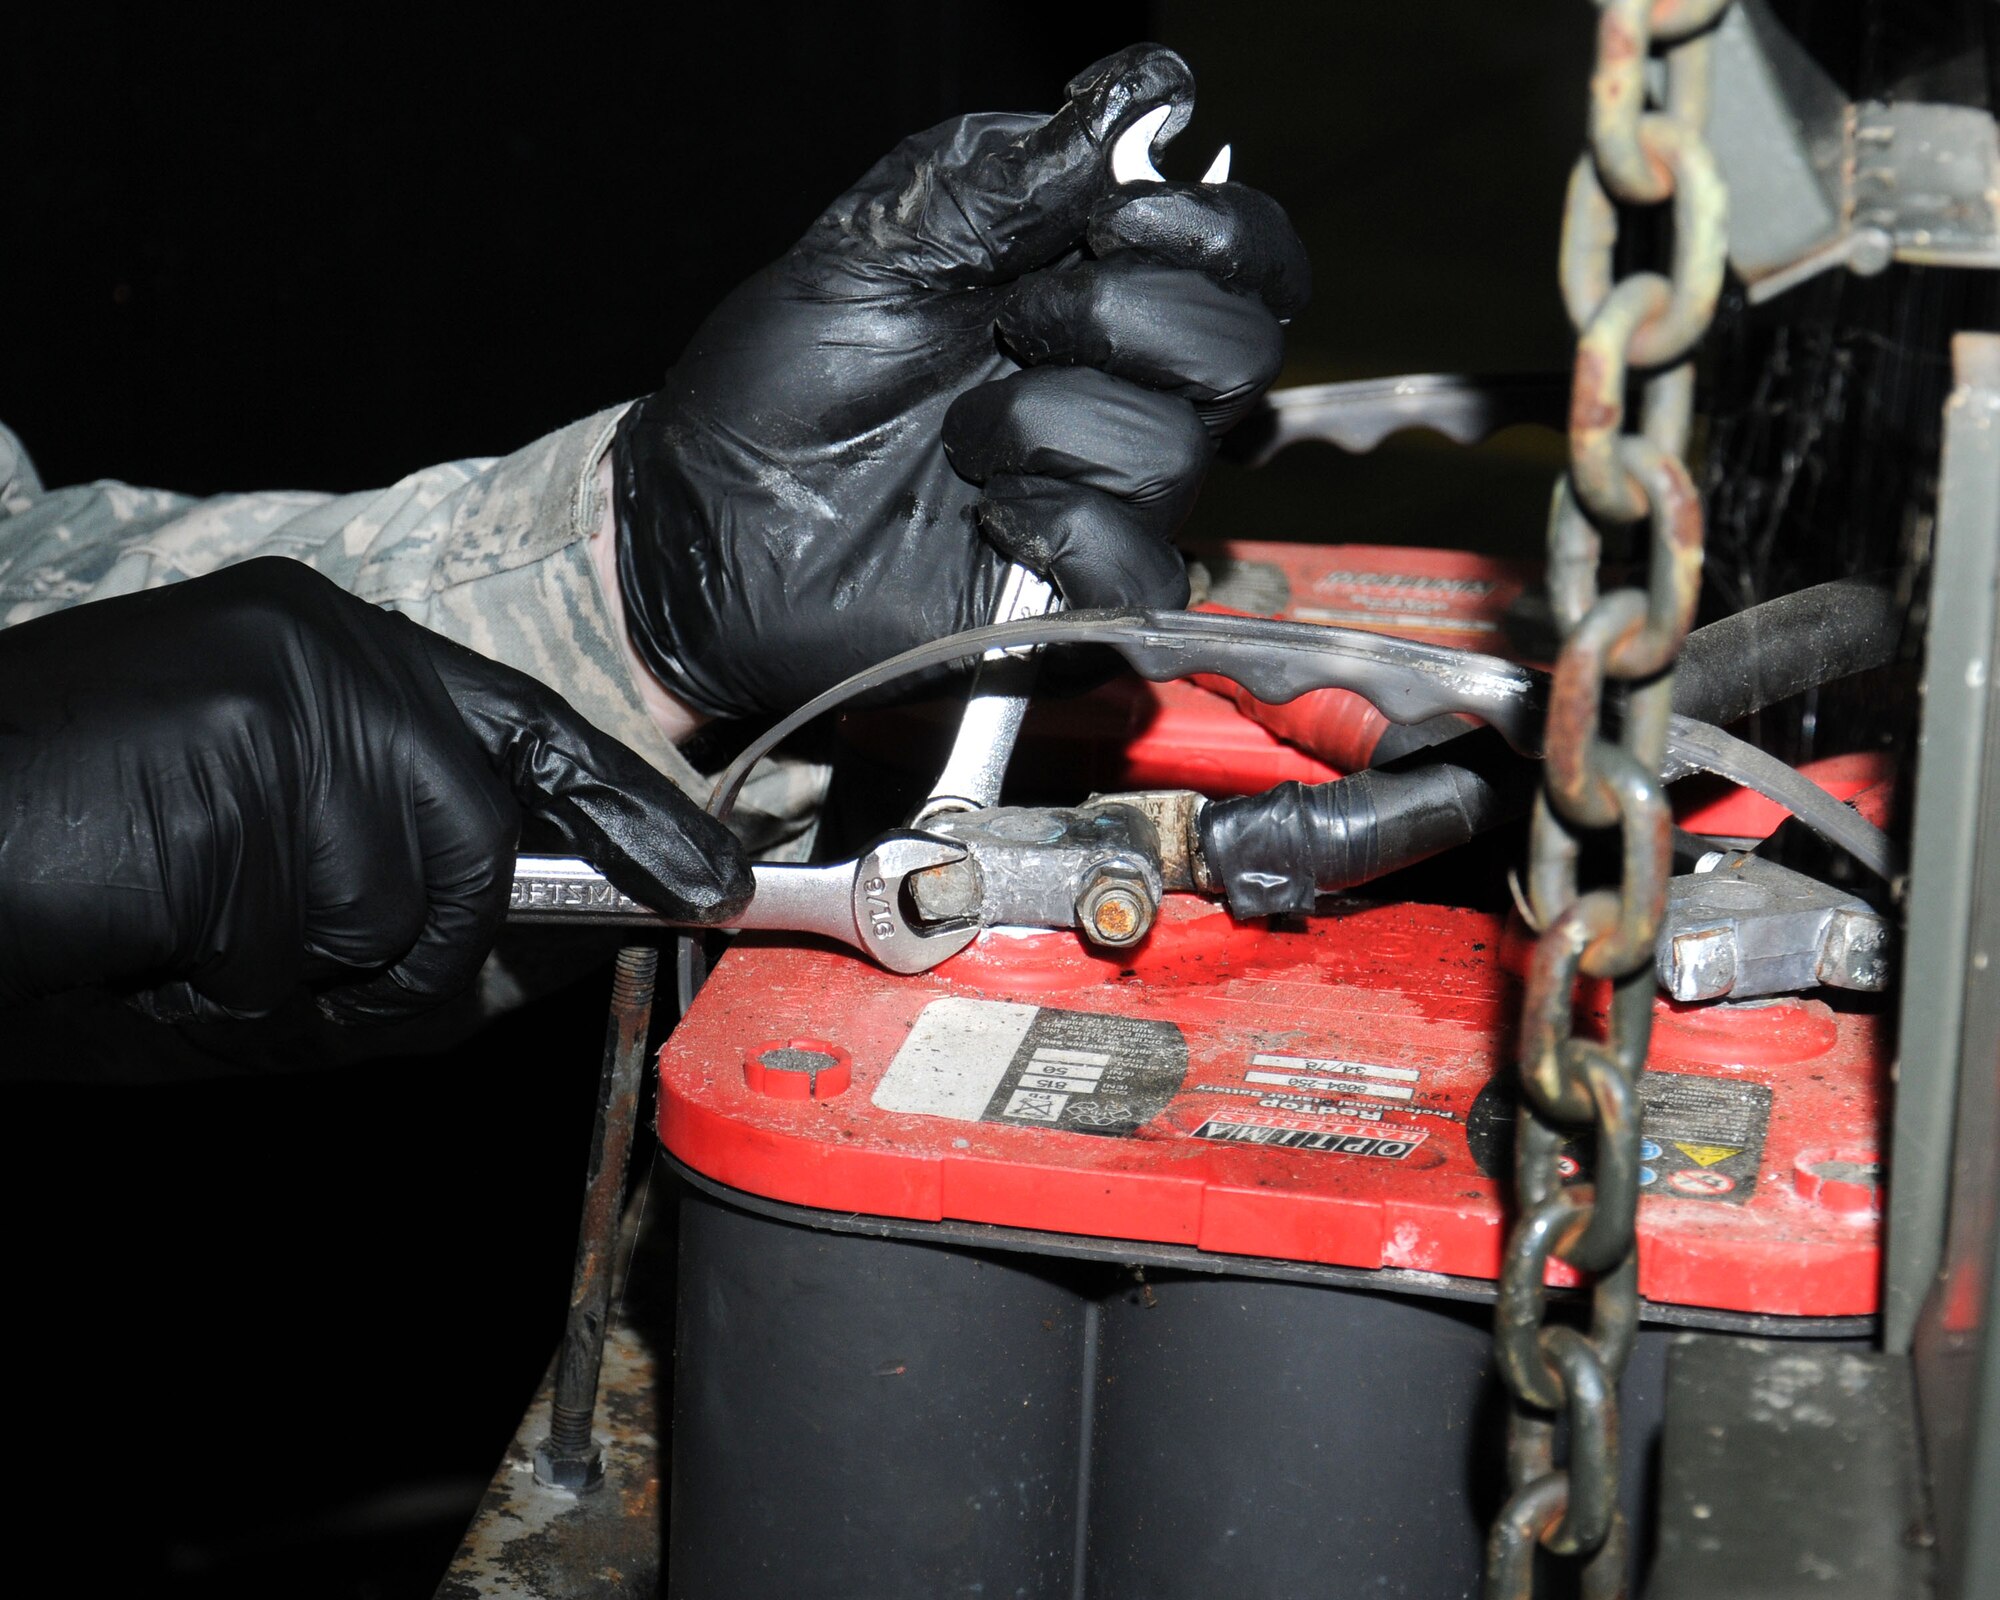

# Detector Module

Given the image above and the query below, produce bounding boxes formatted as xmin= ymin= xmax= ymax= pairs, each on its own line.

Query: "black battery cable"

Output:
xmin=1201 ymin=575 xmax=1904 ymax=913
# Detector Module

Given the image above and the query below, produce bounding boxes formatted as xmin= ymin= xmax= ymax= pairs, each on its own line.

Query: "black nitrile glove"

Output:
xmin=615 ymin=42 xmax=1310 ymax=721
xmin=0 ymin=559 xmax=751 ymax=1024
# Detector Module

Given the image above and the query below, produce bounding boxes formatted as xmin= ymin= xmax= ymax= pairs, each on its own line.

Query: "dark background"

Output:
xmin=0 ymin=2 xmax=1976 ymax=1594
xmin=2 ymin=4 xmax=1593 ymax=540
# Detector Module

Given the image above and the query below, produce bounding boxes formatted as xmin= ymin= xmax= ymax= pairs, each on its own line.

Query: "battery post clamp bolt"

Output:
xmin=1076 ymin=864 xmax=1156 ymax=947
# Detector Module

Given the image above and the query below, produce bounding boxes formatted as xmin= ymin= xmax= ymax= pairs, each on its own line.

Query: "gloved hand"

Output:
xmin=0 ymin=558 xmax=751 ymax=1023
xmin=615 ymin=42 xmax=1310 ymax=721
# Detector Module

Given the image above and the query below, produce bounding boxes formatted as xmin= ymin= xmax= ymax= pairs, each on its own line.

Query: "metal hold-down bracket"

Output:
xmin=1710 ymin=0 xmax=2000 ymax=301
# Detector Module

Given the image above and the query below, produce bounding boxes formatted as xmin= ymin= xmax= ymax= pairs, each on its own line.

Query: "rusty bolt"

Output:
xmin=1076 ymin=866 xmax=1156 ymax=949
xmin=908 ymin=856 xmax=983 ymax=922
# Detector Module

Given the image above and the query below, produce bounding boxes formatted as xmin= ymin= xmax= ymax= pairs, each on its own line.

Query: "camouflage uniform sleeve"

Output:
xmin=0 ymin=413 xmax=827 ymax=857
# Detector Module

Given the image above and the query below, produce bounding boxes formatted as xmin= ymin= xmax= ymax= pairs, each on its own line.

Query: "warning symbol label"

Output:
xmin=1466 ymin=1072 xmax=1770 ymax=1204
xmin=1638 ymin=1074 xmax=1771 ymax=1205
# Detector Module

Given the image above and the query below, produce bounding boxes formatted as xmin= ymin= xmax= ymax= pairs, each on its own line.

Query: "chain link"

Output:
xmin=1484 ymin=4 xmax=1729 ymax=1596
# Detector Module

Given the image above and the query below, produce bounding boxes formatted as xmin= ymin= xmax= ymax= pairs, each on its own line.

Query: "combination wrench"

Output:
xmin=508 ymin=834 xmax=978 ymax=974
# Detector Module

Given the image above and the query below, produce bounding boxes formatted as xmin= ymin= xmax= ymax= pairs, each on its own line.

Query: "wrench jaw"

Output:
xmin=852 ymin=833 xmax=980 ymax=974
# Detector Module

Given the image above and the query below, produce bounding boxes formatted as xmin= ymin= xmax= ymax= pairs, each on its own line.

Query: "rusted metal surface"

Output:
xmin=1098 ymin=789 xmax=1212 ymax=893
xmin=436 ymin=1190 xmax=672 ymax=1599
xmin=436 ymin=947 xmax=668 ymax=1597
xmin=1488 ymin=3 xmax=1731 ymax=1595
xmin=537 ymin=946 xmax=658 ymax=1494
xmin=1709 ymin=2 xmax=2000 ymax=300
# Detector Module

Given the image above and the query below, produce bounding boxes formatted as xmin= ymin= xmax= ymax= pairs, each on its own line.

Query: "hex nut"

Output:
xmin=1076 ymin=868 xmax=1156 ymax=948
xmin=532 ymin=1440 xmax=606 ymax=1494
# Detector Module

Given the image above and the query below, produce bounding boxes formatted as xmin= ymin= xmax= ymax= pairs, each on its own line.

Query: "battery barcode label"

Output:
xmin=1245 ymin=1070 xmax=1413 ymax=1101
xmin=1034 ymin=1047 xmax=1110 ymax=1067
xmin=874 ymin=999 xmax=1188 ymax=1138
xmin=1194 ymin=1119 xmax=1423 ymax=1158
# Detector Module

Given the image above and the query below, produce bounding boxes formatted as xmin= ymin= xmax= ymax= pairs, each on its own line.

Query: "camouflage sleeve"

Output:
xmin=0 ymin=413 xmax=833 ymax=1047
xmin=0 ymin=413 xmax=827 ymax=857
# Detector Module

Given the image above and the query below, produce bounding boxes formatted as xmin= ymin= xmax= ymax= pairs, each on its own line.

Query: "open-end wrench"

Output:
xmin=507 ymin=833 xmax=978 ymax=974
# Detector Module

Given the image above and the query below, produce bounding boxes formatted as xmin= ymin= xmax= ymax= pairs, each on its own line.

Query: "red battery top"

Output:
xmin=658 ymin=898 xmax=1885 ymax=1319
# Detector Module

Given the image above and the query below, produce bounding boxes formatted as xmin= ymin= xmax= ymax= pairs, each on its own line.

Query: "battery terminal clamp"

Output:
xmin=912 ymin=799 xmax=1174 ymax=950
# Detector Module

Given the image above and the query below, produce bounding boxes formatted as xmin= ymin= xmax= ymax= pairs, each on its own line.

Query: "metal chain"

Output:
xmin=1486 ymin=4 xmax=1730 ymax=1596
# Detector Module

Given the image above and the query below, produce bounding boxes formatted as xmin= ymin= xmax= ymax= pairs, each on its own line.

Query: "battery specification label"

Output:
xmin=875 ymin=998 xmax=1187 ymax=1137
xmin=1192 ymin=1051 xmax=1427 ymax=1122
xmin=1242 ymin=1052 xmax=1419 ymax=1102
xmin=876 ymin=1010 xmax=1437 ymax=1157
